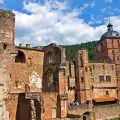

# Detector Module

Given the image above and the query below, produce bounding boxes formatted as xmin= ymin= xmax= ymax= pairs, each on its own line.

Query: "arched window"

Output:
xmin=47 ymin=52 xmax=53 ymax=64
xmin=46 ymin=69 xmax=56 ymax=91
xmin=47 ymin=70 xmax=53 ymax=88
xmin=15 ymin=51 xmax=26 ymax=63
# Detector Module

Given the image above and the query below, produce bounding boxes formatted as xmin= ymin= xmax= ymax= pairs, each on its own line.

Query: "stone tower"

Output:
xmin=94 ymin=23 xmax=120 ymax=101
xmin=94 ymin=23 xmax=120 ymax=76
xmin=0 ymin=9 xmax=16 ymax=120
xmin=0 ymin=9 xmax=15 ymax=45
xmin=75 ymin=50 xmax=92 ymax=103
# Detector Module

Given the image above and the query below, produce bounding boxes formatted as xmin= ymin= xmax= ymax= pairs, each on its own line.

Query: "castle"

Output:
xmin=0 ymin=9 xmax=120 ymax=120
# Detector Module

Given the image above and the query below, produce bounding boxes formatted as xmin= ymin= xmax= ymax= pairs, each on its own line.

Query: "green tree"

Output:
xmin=61 ymin=40 xmax=98 ymax=60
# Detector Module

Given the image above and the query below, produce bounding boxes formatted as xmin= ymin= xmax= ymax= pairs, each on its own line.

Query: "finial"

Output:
xmin=107 ymin=16 xmax=113 ymax=31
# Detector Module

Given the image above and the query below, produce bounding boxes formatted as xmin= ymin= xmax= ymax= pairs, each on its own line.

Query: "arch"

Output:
xmin=15 ymin=50 xmax=26 ymax=63
xmin=45 ymin=69 xmax=56 ymax=91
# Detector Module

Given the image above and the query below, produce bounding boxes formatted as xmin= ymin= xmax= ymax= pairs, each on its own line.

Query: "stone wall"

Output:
xmin=0 ymin=9 xmax=17 ymax=120
xmin=10 ymin=47 xmax=44 ymax=93
xmin=0 ymin=9 xmax=15 ymax=45
xmin=93 ymin=104 xmax=120 ymax=120
xmin=75 ymin=50 xmax=92 ymax=103
xmin=0 ymin=44 xmax=17 ymax=120
xmin=89 ymin=62 xmax=117 ymax=99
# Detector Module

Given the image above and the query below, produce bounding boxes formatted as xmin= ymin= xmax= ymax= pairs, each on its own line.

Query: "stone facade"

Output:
xmin=0 ymin=9 xmax=120 ymax=120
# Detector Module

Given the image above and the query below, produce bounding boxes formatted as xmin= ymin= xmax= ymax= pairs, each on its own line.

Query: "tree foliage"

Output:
xmin=61 ymin=40 xmax=98 ymax=60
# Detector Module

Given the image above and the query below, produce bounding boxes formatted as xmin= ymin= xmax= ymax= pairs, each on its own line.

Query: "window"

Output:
xmin=28 ymin=58 xmax=32 ymax=66
xmin=112 ymin=40 xmax=114 ymax=48
xmin=112 ymin=50 xmax=114 ymax=55
xmin=112 ymin=65 xmax=114 ymax=70
xmin=47 ymin=72 xmax=53 ymax=87
xmin=106 ymin=90 xmax=109 ymax=96
xmin=15 ymin=51 xmax=26 ymax=63
xmin=117 ymin=90 xmax=118 ymax=94
xmin=102 ymin=65 xmax=105 ymax=70
xmin=46 ymin=69 xmax=56 ymax=91
xmin=85 ymin=67 xmax=88 ymax=72
xmin=48 ymin=52 xmax=53 ymax=63
xmin=113 ymin=57 xmax=115 ymax=61
xmin=81 ymin=77 xmax=84 ymax=83
xmin=15 ymin=81 xmax=18 ymax=87
xmin=92 ymin=65 xmax=95 ymax=70
xmin=3 ymin=43 xmax=7 ymax=49
xmin=99 ymin=76 xmax=104 ymax=82
xmin=117 ymin=56 xmax=119 ymax=61
xmin=106 ymin=76 xmax=111 ymax=81
xmin=79 ymin=54 xmax=84 ymax=67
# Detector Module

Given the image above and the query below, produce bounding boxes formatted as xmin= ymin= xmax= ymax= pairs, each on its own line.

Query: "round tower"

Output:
xmin=0 ymin=9 xmax=15 ymax=45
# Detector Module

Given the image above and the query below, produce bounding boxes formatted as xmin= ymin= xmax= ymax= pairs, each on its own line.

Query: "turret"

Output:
xmin=0 ymin=9 xmax=15 ymax=45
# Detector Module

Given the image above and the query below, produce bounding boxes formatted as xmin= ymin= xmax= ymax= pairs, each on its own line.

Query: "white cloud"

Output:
xmin=79 ymin=1 xmax=95 ymax=14
xmin=13 ymin=0 xmax=120 ymax=47
xmin=105 ymin=0 xmax=112 ymax=3
xmin=0 ymin=0 xmax=5 ymax=4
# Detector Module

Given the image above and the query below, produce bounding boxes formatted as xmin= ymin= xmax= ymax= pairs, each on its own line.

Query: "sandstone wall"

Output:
xmin=0 ymin=9 xmax=15 ymax=45
xmin=93 ymin=104 xmax=120 ymax=120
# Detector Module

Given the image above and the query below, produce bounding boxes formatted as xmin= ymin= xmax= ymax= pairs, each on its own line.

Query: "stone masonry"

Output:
xmin=0 ymin=9 xmax=120 ymax=120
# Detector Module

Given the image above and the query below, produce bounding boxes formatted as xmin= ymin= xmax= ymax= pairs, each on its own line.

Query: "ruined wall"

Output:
xmin=5 ymin=94 xmax=18 ymax=120
xmin=75 ymin=50 xmax=92 ymax=103
xmin=10 ymin=47 xmax=44 ymax=93
xmin=0 ymin=9 xmax=17 ymax=120
xmin=0 ymin=9 xmax=15 ymax=45
xmin=0 ymin=44 xmax=17 ymax=120
xmin=41 ymin=92 xmax=57 ymax=120
xmin=43 ymin=43 xmax=67 ymax=93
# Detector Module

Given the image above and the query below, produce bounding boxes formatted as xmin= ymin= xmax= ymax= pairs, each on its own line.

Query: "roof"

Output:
xmin=95 ymin=23 xmax=120 ymax=46
xmin=93 ymin=97 xmax=117 ymax=102
xmin=100 ymin=30 xmax=120 ymax=40
xmin=100 ymin=23 xmax=120 ymax=40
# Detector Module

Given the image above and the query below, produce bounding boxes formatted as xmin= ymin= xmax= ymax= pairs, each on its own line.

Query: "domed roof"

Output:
xmin=100 ymin=23 xmax=120 ymax=40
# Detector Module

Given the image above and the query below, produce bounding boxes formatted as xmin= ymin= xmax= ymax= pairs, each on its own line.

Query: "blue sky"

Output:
xmin=0 ymin=0 xmax=120 ymax=46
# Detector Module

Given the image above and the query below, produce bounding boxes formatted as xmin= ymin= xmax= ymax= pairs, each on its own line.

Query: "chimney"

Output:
xmin=26 ymin=44 xmax=30 ymax=48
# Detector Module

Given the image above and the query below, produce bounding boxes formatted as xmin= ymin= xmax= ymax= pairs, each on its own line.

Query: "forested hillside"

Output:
xmin=61 ymin=40 xmax=98 ymax=60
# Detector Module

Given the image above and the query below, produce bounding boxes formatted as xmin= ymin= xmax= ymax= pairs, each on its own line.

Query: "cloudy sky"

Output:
xmin=0 ymin=0 xmax=120 ymax=46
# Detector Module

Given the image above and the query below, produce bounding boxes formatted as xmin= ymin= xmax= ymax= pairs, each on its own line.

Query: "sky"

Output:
xmin=0 ymin=0 xmax=120 ymax=46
